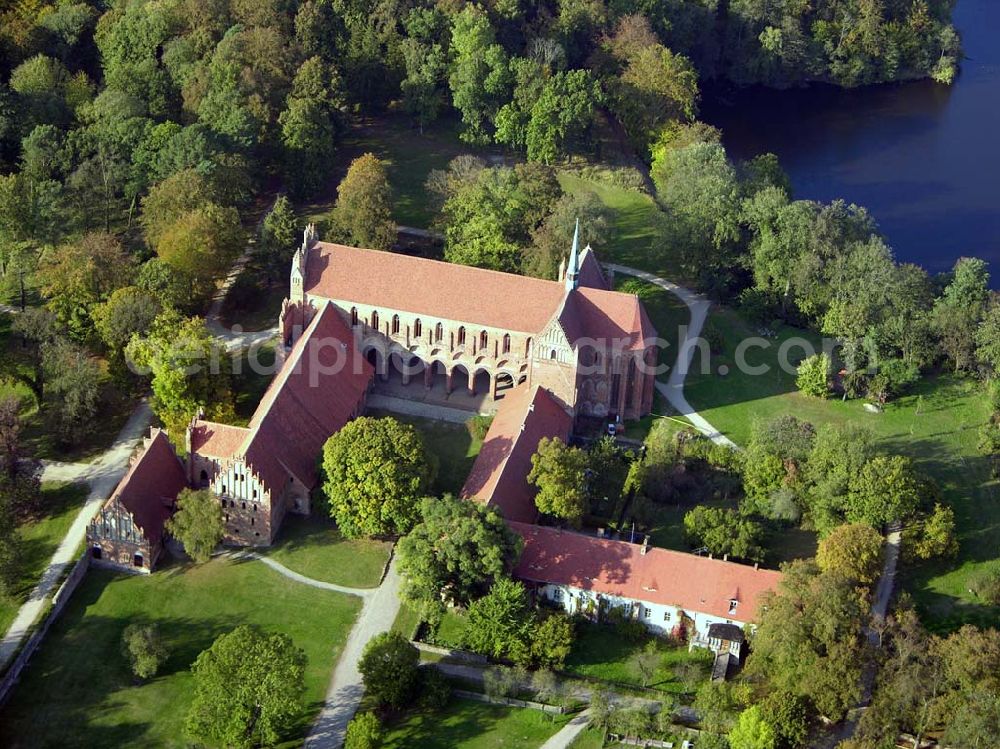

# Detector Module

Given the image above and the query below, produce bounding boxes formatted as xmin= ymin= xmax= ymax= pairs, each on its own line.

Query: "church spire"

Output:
xmin=564 ymin=218 xmax=580 ymax=292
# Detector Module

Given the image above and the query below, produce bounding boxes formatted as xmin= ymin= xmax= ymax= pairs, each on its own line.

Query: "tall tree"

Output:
xmin=254 ymin=196 xmax=298 ymax=282
xmin=330 ymin=153 xmax=395 ymax=250
xmin=397 ymin=495 xmax=521 ymax=610
xmin=448 ymin=5 xmax=511 ymax=143
xmin=166 ymin=488 xmax=224 ymax=563
xmin=357 ymin=632 xmax=420 ymax=708
xmin=186 ymin=625 xmax=306 ymax=749
xmin=528 ymin=437 xmax=589 ymax=526
xmin=321 ymin=416 xmax=432 ymax=538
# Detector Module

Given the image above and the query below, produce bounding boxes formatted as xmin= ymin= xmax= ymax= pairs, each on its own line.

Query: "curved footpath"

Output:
xmin=606 ymin=264 xmax=736 ymax=449
xmin=0 ymin=400 xmax=153 ymax=670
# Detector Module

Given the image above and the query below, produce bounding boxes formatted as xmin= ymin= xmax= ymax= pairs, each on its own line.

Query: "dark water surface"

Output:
xmin=702 ymin=0 xmax=1000 ymax=284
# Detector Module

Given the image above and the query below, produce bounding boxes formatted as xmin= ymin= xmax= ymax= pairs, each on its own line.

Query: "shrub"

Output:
xmin=605 ymin=606 xmax=648 ymax=643
xmin=417 ymin=666 xmax=453 ymax=711
xmin=345 ymin=712 xmax=381 ymax=749
xmin=483 ymin=665 xmax=525 ymax=699
xmin=796 ymin=353 xmax=830 ymax=398
xmin=121 ymin=623 xmax=168 ymax=680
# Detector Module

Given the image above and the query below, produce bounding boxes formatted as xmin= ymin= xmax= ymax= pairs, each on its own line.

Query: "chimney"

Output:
xmin=723 ymin=554 xmax=728 ymax=562
xmin=708 ymin=553 xmax=713 ymax=560
xmin=640 ymin=538 xmax=649 ymax=556
xmin=754 ymin=562 xmax=759 ymax=570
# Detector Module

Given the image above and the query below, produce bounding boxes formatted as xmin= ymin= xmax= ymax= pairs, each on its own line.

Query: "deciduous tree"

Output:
xmin=331 ymin=153 xmax=395 ymax=250
xmin=166 ymin=489 xmax=224 ymax=563
xmin=816 ymin=523 xmax=883 ymax=586
xmin=846 ymin=455 xmax=922 ymax=528
xmin=121 ymin=623 xmax=168 ymax=680
xmin=528 ymin=437 xmax=589 ymax=526
xmin=322 ymin=416 xmax=432 ymax=538
xmin=186 ymin=625 xmax=306 ymax=748
xmin=397 ymin=494 xmax=521 ymax=609
xmin=358 ymin=631 xmax=420 ymax=708
xmin=465 ymin=577 xmax=533 ymax=662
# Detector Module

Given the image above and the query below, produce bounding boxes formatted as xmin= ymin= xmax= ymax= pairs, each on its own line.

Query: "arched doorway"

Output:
xmin=472 ymin=369 xmax=491 ymax=396
xmin=452 ymin=364 xmax=472 ymax=395
xmin=365 ymin=347 xmax=388 ymax=380
xmin=494 ymin=372 xmax=515 ymax=399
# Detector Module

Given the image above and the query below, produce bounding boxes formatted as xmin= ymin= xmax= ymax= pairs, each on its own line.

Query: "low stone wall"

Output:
xmin=452 ymin=689 xmax=568 ymax=715
xmin=0 ymin=553 xmax=90 ymax=707
xmin=412 ymin=641 xmax=487 ymax=663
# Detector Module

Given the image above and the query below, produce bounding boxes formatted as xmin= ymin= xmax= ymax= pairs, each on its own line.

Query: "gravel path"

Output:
xmin=304 ymin=557 xmax=403 ymax=748
xmin=605 ymin=264 xmax=736 ymax=448
xmin=0 ymin=400 xmax=153 ymax=670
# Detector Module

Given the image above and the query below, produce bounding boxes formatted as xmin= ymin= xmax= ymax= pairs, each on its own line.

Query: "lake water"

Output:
xmin=701 ymin=0 xmax=1000 ymax=285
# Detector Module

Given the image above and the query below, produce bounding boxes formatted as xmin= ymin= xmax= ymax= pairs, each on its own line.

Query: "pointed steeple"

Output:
xmin=564 ymin=218 xmax=580 ymax=292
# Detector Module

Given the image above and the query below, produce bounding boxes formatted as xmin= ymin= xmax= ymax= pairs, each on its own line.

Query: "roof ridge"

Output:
xmin=316 ymin=241 xmax=566 ymax=292
xmin=240 ymin=300 xmax=337 ymax=454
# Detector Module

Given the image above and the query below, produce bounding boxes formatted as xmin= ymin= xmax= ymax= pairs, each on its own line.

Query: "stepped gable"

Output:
xmin=509 ymin=522 xmax=784 ymax=622
xmin=102 ymin=428 xmax=187 ymax=545
xmin=461 ymin=385 xmax=573 ymax=524
xmin=240 ymin=300 xmax=373 ymax=492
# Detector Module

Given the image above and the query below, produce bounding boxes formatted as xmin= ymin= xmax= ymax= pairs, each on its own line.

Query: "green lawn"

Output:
xmin=563 ymin=623 xmax=712 ymax=695
xmin=366 ymin=410 xmax=483 ymax=496
xmin=264 ymin=513 xmax=391 ymax=588
xmin=300 ymin=114 xmax=503 ymax=230
xmin=430 ymin=608 xmax=470 ymax=649
xmin=683 ymin=305 xmax=997 ymax=629
xmin=380 ymin=697 xmax=570 ymax=749
xmin=392 ymin=602 xmax=423 ymax=640
xmin=569 ymin=728 xmax=607 ymax=748
xmin=557 ymin=173 xmax=677 ymax=280
xmin=231 ymin=341 xmax=277 ymax=425
xmin=0 ymin=556 xmax=361 ymax=748
xmin=0 ymin=481 xmax=89 ymax=634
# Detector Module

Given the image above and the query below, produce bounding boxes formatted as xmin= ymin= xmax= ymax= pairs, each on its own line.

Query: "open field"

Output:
xmin=264 ymin=513 xmax=391 ymax=588
xmin=563 ymin=622 xmax=712 ymax=696
xmin=0 ymin=482 xmax=89 ymax=634
xmin=380 ymin=697 xmax=570 ymax=749
xmin=366 ymin=409 xmax=483 ymax=496
xmin=683 ymin=305 xmax=997 ymax=629
xmin=0 ymin=556 xmax=361 ymax=748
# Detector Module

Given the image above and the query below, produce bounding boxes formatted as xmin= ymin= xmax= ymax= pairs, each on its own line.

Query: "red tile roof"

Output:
xmin=305 ymin=242 xmax=567 ymax=333
xmin=303 ymin=242 xmax=656 ymax=350
xmin=509 ymin=522 xmax=783 ymax=623
xmin=244 ymin=301 xmax=373 ymax=492
xmin=189 ymin=421 xmax=249 ymax=459
xmin=461 ymin=385 xmax=573 ymax=524
xmin=103 ymin=428 xmax=187 ymax=545
xmin=192 ymin=301 xmax=373 ymax=495
xmin=577 ymin=247 xmax=610 ymax=290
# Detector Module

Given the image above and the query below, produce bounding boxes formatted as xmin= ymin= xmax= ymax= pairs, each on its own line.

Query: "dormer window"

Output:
xmin=729 ymin=599 xmax=738 ymax=615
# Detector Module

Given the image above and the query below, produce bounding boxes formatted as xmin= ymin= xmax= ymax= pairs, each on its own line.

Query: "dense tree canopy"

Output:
xmin=186 ymin=625 xmax=306 ymax=749
xmin=321 ymin=416 xmax=433 ymax=538
xmin=166 ymin=488 xmax=224 ymax=563
xmin=397 ymin=495 xmax=521 ymax=610
xmin=527 ymin=436 xmax=589 ymax=526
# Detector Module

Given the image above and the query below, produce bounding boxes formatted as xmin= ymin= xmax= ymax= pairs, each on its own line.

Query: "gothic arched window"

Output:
xmin=350 ymin=307 xmax=358 ymax=326
xmin=414 ymin=318 xmax=422 ymax=337
xmin=435 ymin=322 xmax=443 ymax=342
xmin=480 ymin=331 xmax=488 ymax=350
xmin=371 ymin=310 xmax=379 ymax=329
xmin=391 ymin=314 xmax=400 ymax=335
xmin=502 ymin=334 xmax=511 ymax=354
xmin=458 ymin=326 xmax=466 ymax=346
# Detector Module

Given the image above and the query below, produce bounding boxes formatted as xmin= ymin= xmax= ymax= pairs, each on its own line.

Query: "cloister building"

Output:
xmin=279 ymin=224 xmax=659 ymax=425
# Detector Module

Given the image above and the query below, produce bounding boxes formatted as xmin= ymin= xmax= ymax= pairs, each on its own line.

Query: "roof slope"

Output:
xmin=103 ymin=428 xmax=187 ymax=544
xmin=305 ymin=242 xmax=567 ymax=333
xmin=461 ymin=385 xmax=573 ymax=524
xmin=577 ymin=247 xmax=610 ymax=290
xmin=241 ymin=301 xmax=373 ymax=491
xmin=509 ymin=522 xmax=783 ymax=623
xmin=189 ymin=421 xmax=250 ymax=459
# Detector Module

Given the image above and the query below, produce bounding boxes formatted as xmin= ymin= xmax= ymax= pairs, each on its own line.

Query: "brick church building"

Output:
xmin=279 ymin=223 xmax=659 ymax=425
